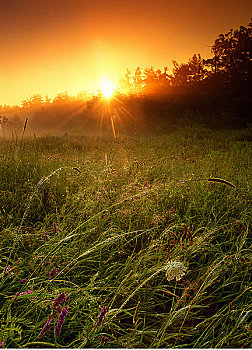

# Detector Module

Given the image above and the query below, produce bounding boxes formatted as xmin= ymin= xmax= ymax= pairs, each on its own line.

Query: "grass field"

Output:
xmin=0 ymin=125 xmax=251 ymax=348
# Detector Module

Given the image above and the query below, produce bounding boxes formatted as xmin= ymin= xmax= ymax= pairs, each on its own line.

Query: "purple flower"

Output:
xmin=53 ymin=222 xmax=57 ymax=234
xmin=38 ymin=315 xmax=54 ymax=339
xmin=97 ymin=306 xmax=107 ymax=326
xmin=20 ymin=278 xmax=27 ymax=284
xmin=49 ymin=268 xmax=58 ymax=280
xmin=54 ymin=306 xmax=68 ymax=339
xmin=5 ymin=266 xmax=10 ymax=273
xmin=52 ymin=292 xmax=66 ymax=308
xmin=0 ymin=340 xmax=3 ymax=348
xmin=55 ymin=305 xmax=62 ymax=314
xmin=44 ymin=231 xmax=49 ymax=241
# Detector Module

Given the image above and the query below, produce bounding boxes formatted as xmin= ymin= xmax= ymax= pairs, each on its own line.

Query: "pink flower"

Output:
xmin=16 ymin=290 xmax=33 ymax=297
xmin=49 ymin=268 xmax=58 ymax=280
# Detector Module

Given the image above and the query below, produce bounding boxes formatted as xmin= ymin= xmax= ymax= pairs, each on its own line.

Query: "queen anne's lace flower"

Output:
xmin=165 ymin=261 xmax=187 ymax=281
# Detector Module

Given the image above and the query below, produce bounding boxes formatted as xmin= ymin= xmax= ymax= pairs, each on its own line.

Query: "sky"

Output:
xmin=0 ymin=0 xmax=251 ymax=106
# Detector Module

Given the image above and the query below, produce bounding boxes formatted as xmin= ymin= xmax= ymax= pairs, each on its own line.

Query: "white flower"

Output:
xmin=165 ymin=261 xmax=187 ymax=281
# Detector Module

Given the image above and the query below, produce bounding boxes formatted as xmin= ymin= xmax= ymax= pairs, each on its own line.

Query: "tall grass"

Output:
xmin=0 ymin=127 xmax=251 ymax=348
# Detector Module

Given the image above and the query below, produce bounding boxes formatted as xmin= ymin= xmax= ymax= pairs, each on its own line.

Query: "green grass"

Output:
xmin=0 ymin=125 xmax=251 ymax=348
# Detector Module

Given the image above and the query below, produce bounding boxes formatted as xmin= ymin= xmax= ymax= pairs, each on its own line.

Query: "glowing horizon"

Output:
xmin=0 ymin=0 xmax=251 ymax=106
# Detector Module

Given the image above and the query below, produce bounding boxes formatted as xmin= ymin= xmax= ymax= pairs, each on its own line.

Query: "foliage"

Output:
xmin=0 ymin=128 xmax=251 ymax=348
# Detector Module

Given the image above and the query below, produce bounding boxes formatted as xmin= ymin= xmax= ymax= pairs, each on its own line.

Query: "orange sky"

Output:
xmin=0 ymin=0 xmax=251 ymax=106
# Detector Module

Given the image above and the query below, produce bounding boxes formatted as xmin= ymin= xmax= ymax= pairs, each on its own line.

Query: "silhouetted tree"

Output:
xmin=172 ymin=54 xmax=207 ymax=86
xmin=119 ymin=69 xmax=132 ymax=93
xmin=53 ymin=92 xmax=71 ymax=103
xmin=133 ymin=67 xmax=143 ymax=92
xmin=205 ymin=21 xmax=252 ymax=86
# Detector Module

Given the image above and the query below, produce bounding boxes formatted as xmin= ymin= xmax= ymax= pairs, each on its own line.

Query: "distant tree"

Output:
xmin=142 ymin=66 xmax=172 ymax=93
xmin=205 ymin=21 xmax=252 ymax=84
xmin=21 ymin=94 xmax=44 ymax=109
xmin=143 ymin=66 xmax=158 ymax=86
xmin=21 ymin=99 xmax=30 ymax=109
xmin=44 ymin=95 xmax=52 ymax=104
xmin=172 ymin=54 xmax=207 ymax=86
xmin=31 ymin=94 xmax=44 ymax=106
xmin=133 ymin=67 xmax=143 ymax=92
xmin=53 ymin=91 xmax=71 ymax=103
xmin=119 ymin=69 xmax=132 ymax=93
xmin=157 ymin=66 xmax=172 ymax=87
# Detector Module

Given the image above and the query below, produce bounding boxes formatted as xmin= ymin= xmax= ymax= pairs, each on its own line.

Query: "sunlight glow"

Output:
xmin=100 ymin=78 xmax=114 ymax=98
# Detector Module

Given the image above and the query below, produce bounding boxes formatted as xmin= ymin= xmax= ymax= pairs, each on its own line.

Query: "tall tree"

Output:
xmin=205 ymin=21 xmax=252 ymax=84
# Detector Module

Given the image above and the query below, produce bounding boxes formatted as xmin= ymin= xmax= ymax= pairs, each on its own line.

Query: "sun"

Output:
xmin=100 ymin=78 xmax=114 ymax=98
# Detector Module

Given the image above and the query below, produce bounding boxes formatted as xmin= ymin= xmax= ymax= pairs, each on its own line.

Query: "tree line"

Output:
xmin=119 ymin=20 xmax=252 ymax=98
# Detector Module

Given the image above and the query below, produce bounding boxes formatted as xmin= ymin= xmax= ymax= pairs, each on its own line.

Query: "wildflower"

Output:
xmin=100 ymin=336 xmax=110 ymax=343
xmin=5 ymin=266 xmax=10 ymax=273
xmin=44 ymin=231 xmax=49 ymax=241
xmin=165 ymin=261 xmax=187 ymax=282
xmin=38 ymin=314 xmax=54 ymax=339
xmin=55 ymin=305 xmax=62 ymax=314
xmin=20 ymin=278 xmax=27 ymax=284
xmin=53 ymin=222 xmax=57 ymax=234
xmin=97 ymin=306 xmax=107 ymax=326
xmin=144 ymin=181 xmax=148 ymax=187
xmin=54 ymin=306 xmax=68 ymax=339
xmin=15 ymin=290 xmax=33 ymax=298
xmin=52 ymin=292 xmax=66 ymax=308
xmin=0 ymin=340 xmax=3 ymax=348
xmin=49 ymin=268 xmax=58 ymax=280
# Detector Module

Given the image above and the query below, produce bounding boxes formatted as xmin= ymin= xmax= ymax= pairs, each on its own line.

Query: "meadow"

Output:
xmin=0 ymin=124 xmax=251 ymax=348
